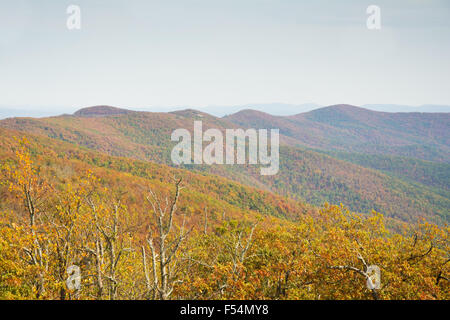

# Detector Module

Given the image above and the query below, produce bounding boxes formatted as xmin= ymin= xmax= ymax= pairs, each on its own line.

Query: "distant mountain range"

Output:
xmin=1 ymin=104 xmax=448 ymax=224
xmin=1 ymin=103 xmax=449 ymax=119
xmin=198 ymin=103 xmax=322 ymax=116
xmin=203 ymin=103 xmax=450 ymax=116
xmin=362 ymin=104 xmax=450 ymax=113
xmin=0 ymin=108 xmax=74 ymax=119
xmin=225 ymin=105 xmax=450 ymax=162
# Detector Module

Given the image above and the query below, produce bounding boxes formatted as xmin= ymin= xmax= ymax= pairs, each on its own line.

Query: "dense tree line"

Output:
xmin=0 ymin=139 xmax=448 ymax=300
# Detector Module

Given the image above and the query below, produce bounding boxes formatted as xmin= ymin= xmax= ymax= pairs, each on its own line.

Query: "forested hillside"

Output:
xmin=1 ymin=0 xmax=448 ymax=303
xmin=320 ymin=150 xmax=450 ymax=194
xmin=0 ymin=128 xmax=448 ymax=300
xmin=196 ymin=146 xmax=449 ymax=224
xmin=224 ymin=105 xmax=450 ymax=162
xmin=1 ymin=106 xmax=448 ymax=224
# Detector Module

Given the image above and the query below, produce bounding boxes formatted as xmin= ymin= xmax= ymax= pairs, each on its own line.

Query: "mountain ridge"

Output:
xmin=224 ymin=105 xmax=450 ymax=162
xmin=0 ymin=105 xmax=448 ymax=223
xmin=73 ymin=105 xmax=135 ymax=117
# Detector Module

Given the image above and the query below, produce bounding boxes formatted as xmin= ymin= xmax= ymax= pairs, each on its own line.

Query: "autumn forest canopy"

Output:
xmin=0 ymin=105 xmax=448 ymax=300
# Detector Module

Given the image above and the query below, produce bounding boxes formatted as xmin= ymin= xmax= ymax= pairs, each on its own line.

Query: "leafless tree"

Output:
xmin=83 ymin=194 xmax=131 ymax=300
xmin=225 ymin=221 xmax=259 ymax=275
xmin=141 ymin=177 xmax=191 ymax=300
xmin=19 ymin=172 xmax=49 ymax=297
xmin=203 ymin=206 xmax=208 ymax=235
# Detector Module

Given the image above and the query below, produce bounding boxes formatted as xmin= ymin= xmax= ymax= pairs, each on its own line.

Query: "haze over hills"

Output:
xmin=0 ymin=107 xmax=75 ymax=119
xmin=204 ymin=103 xmax=450 ymax=116
xmin=0 ymin=104 xmax=448 ymax=224
xmin=362 ymin=104 xmax=450 ymax=113
xmin=225 ymin=105 xmax=450 ymax=163
xmin=1 ymin=103 xmax=449 ymax=120
xmin=198 ymin=103 xmax=322 ymax=117
xmin=73 ymin=105 xmax=135 ymax=117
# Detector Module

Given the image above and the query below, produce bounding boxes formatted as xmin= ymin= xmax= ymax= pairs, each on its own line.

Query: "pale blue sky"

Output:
xmin=0 ymin=0 xmax=449 ymax=112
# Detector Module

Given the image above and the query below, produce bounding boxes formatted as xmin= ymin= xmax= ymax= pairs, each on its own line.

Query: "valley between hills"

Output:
xmin=0 ymin=104 xmax=448 ymax=300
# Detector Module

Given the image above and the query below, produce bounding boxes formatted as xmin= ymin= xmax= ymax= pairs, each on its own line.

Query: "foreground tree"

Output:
xmin=0 ymin=138 xmax=448 ymax=300
xmin=142 ymin=177 xmax=191 ymax=300
xmin=2 ymin=138 xmax=51 ymax=298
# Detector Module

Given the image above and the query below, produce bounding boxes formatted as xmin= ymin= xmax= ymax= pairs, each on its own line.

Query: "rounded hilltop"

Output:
xmin=73 ymin=105 xmax=134 ymax=117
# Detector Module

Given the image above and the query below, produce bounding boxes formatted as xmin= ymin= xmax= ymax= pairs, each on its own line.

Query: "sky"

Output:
xmin=0 ymin=0 xmax=450 ymax=113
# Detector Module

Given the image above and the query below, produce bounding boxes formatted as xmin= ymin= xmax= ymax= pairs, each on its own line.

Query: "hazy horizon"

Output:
xmin=1 ymin=0 xmax=450 ymax=113
xmin=1 ymin=102 xmax=450 ymax=120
